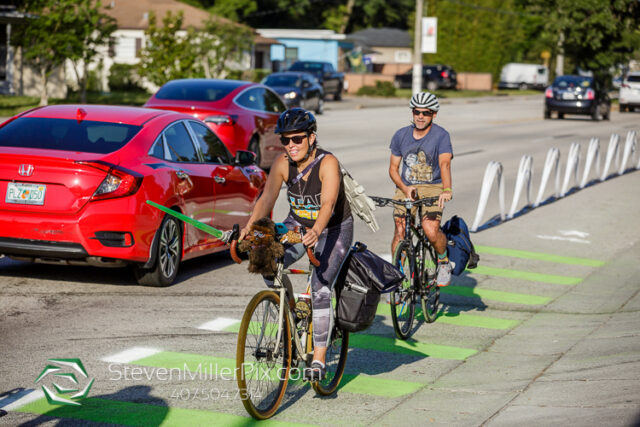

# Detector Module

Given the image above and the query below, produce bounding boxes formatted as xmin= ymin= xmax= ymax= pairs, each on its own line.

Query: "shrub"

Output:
xmin=356 ymin=80 xmax=396 ymax=97
xmin=108 ymin=63 xmax=145 ymax=92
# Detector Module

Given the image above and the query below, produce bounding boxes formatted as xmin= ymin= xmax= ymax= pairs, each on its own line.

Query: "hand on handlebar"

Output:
xmin=301 ymin=228 xmax=319 ymax=247
xmin=404 ymin=186 xmax=417 ymax=201
xmin=438 ymin=190 xmax=452 ymax=209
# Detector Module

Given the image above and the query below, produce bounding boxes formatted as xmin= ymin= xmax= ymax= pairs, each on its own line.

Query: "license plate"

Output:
xmin=6 ymin=182 xmax=47 ymax=205
xmin=562 ymin=92 xmax=576 ymax=100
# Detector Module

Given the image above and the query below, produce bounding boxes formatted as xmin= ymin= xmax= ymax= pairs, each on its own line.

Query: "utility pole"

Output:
xmin=556 ymin=32 xmax=564 ymax=77
xmin=412 ymin=0 xmax=424 ymax=95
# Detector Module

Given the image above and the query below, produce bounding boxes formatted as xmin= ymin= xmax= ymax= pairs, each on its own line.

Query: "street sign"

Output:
xmin=422 ymin=17 xmax=437 ymax=54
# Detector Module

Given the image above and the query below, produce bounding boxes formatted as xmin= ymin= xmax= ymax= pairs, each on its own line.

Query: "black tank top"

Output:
xmin=286 ymin=148 xmax=351 ymax=228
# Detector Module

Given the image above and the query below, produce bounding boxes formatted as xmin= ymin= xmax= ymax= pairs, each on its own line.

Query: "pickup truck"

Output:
xmin=288 ymin=61 xmax=344 ymax=101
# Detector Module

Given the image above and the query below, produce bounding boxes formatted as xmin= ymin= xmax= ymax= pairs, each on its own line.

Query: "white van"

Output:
xmin=498 ymin=63 xmax=549 ymax=90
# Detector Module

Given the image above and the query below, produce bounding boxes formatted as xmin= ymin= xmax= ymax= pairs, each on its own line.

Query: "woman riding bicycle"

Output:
xmin=239 ymin=108 xmax=353 ymax=381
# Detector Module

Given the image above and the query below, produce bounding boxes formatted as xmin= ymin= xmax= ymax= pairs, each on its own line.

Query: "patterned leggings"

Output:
xmin=269 ymin=215 xmax=354 ymax=347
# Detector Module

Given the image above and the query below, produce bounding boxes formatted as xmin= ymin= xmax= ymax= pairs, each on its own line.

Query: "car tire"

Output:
xmin=558 ymin=113 xmax=565 ymax=119
xmin=544 ymin=109 xmax=551 ymax=119
xmin=333 ymin=85 xmax=343 ymax=101
xmin=519 ymin=82 xmax=528 ymax=90
xmin=591 ymin=105 xmax=602 ymax=121
xmin=134 ymin=215 xmax=182 ymax=287
xmin=620 ymin=104 xmax=628 ymax=113
xmin=426 ymin=81 xmax=438 ymax=92
xmin=603 ymin=105 xmax=611 ymax=120
xmin=316 ymin=97 xmax=324 ymax=115
xmin=248 ymin=137 xmax=262 ymax=169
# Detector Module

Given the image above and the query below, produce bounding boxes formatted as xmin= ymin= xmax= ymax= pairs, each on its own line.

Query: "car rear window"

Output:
xmin=155 ymin=81 xmax=236 ymax=102
xmin=626 ymin=75 xmax=640 ymax=83
xmin=290 ymin=62 xmax=323 ymax=71
xmin=0 ymin=118 xmax=141 ymax=154
xmin=263 ymin=74 xmax=300 ymax=87
xmin=553 ymin=76 xmax=592 ymax=88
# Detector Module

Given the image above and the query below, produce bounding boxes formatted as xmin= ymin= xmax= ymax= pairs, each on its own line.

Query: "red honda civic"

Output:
xmin=0 ymin=105 xmax=266 ymax=286
xmin=144 ymin=79 xmax=287 ymax=169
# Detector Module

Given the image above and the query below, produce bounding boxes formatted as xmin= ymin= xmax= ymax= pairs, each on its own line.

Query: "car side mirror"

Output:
xmin=235 ymin=150 xmax=257 ymax=166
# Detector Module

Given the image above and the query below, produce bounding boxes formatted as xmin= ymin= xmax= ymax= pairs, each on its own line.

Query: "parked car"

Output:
xmin=0 ymin=105 xmax=266 ymax=286
xmin=288 ymin=61 xmax=344 ymax=101
xmin=262 ymin=71 xmax=324 ymax=114
xmin=393 ymin=65 xmax=457 ymax=91
xmin=498 ymin=63 xmax=548 ymax=90
xmin=544 ymin=75 xmax=611 ymax=121
xmin=144 ymin=79 xmax=287 ymax=169
xmin=619 ymin=72 xmax=640 ymax=112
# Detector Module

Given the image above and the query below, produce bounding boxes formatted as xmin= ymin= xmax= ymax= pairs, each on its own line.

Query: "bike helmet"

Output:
xmin=409 ymin=91 xmax=440 ymax=112
xmin=274 ymin=108 xmax=317 ymax=134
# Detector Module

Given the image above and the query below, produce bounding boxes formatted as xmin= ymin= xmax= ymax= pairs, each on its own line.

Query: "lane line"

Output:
xmin=0 ymin=389 xmax=44 ymax=411
xmin=198 ymin=317 xmax=239 ymax=331
xmin=467 ymin=265 xmax=582 ymax=285
xmin=134 ymin=351 xmax=423 ymax=397
xmin=441 ymin=286 xmax=551 ymax=305
xmin=375 ymin=304 xmax=519 ymax=330
xmin=101 ymin=347 xmax=162 ymax=364
xmin=474 ymin=245 xmax=604 ymax=266
xmin=15 ymin=396 xmax=306 ymax=426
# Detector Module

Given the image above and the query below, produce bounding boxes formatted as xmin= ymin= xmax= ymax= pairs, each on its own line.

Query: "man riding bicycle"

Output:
xmin=239 ymin=108 xmax=353 ymax=381
xmin=388 ymin=92 xmax=454 ymax=287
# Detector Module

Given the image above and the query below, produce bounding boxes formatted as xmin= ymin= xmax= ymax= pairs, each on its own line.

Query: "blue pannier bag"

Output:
xmin=441 ymin=215 xmax=479 ymax=276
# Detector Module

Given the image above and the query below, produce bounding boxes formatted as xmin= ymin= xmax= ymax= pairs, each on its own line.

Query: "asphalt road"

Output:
xmin=1 ymin=95 xmax=639 ymax=426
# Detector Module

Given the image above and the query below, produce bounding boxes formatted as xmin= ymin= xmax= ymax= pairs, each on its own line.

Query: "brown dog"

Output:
xmin=237 ymin=217 xmax=285 ymax=276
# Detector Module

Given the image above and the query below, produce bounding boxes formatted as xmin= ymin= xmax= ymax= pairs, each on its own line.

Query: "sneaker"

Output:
xmin=304 ymin=361 xmax=326 ymax=382
xmin=436 ymin=261 xmax=452 ymax=287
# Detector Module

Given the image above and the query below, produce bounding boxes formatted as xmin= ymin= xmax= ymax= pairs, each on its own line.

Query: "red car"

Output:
xmin=144 ymin=79 xmax=287 ymax=169
xmin=0 ymin=105 xmax=266 ymax=286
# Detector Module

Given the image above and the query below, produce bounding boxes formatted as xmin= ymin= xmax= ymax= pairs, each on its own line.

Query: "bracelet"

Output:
xmin=443 ymin=187 xmax=452 ymax=192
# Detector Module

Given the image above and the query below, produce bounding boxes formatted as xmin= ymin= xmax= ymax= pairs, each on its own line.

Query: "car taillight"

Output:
xmin=92 ymin=167 xmax=143 ymax=201
xmin=585 ymin=89 xmax=595 ymax=100
xmin=621 ymin=83 xmax=630 ymax=89
xmin=441 ymin=71 xmax=449 ymax=78
xmin=545 ymin=88 xmax=553 ymax=98
xmin=205 ymin=115 xmax=235 ymax=125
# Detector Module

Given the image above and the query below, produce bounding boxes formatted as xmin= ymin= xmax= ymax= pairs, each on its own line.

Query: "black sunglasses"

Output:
xmin=412 ymin=109 xmax=434 ymax=117
xmin=280 ymin=134 xmax=307 ymax=146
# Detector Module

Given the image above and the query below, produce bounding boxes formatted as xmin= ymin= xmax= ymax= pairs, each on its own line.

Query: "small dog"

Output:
xmin=237 ymin=217 xmax=285 ymax=276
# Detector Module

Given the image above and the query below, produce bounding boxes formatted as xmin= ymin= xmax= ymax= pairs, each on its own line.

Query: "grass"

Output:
xmin=0 ymin=91 xmax=151 ymax=117
xmin=394 ymin=88 xmax=542 ymax=99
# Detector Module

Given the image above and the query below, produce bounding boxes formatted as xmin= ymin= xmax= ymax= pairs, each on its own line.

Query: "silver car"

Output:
xmin=620 ymin=72 xmax=640 ymax=112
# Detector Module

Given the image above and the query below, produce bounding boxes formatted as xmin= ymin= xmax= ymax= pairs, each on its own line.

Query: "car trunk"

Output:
xmin=0 ymin=150 xmax=112 ymax=214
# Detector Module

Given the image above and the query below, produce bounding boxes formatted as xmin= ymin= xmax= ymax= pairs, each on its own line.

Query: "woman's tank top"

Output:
xmin=286 ymin=148 xmax=351 ymax=228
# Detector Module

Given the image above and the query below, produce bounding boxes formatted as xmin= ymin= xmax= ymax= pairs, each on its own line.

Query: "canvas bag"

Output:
xmin=441 ymin=215 xmax=480 ymax=276
xmin=336 ymin=243 xmax=405 ymax=332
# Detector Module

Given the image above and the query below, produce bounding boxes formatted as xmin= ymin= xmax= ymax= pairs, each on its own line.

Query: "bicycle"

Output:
xmin=370 ymin=195 xmax=441 ymax=340
xmin=228 ymin=225 xmax=350 ymax=420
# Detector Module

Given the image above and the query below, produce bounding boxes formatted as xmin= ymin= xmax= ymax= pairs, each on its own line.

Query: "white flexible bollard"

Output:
xmin=560 ymin=143 xmax=580 ymax=197
xmin=580 ymin=137 xmax=600 ymax=188
xmin=534 ymin=147 xmax=560 ymax=207
xmin=470 ymin=161 xmax=505 ymax=232
xmin=619 ymin=130 xmax=637 ymax=175
xmin=508 ymin=155 xmax=533 ymax=219
xmin=600 ymin=133 xmax=620 ymax=181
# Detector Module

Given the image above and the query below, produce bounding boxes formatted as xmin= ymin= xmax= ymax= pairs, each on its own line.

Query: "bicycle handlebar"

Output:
xmin=228 ymin=223 xmax=320 ymax=268
xmin=370 ymin=195 xmax=440 ymax=208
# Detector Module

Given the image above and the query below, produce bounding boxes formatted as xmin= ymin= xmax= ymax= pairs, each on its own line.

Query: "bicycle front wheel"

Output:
xmin=391 ymin=241 xmax=416 ymax=340
xmin=236 ymin=290 xmax=291 ymax=420
xmin=421 ymin=246 xmax=440 ymax=323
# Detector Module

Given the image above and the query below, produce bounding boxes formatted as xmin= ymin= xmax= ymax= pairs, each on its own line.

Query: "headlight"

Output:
xmin=283 ymin=91 xmax=298 ymax=99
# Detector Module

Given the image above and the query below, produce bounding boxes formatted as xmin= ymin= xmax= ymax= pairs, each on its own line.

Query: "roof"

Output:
xmin=257 ymin=29 xmax=345 ymax=41
xmin=347 ymin=27 xmax=411 ymax=48
xmin=254 ymin=34 xmax=283 ymax=45
xmin=102 ymin=0 xmax=236 ymax=30
xmin=22 ymin=105 xmax=179 ymax=126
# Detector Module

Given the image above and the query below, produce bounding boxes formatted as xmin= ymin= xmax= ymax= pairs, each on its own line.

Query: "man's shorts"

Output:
xmin=393 ymin=184 xmax=443 ymax=221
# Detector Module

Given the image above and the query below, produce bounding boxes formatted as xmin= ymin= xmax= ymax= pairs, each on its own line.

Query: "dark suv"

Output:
xmin=544 ymin=75 xmax=611 ymax=121
xmin=394 ymin=65 xmax=457 ymax=91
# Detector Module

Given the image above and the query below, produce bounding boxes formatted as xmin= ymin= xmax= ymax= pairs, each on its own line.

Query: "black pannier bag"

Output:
xmin=441 ymin=215 xmax=480 ymax=276
xmin=336 ymin=242 xmax=405 ymax=332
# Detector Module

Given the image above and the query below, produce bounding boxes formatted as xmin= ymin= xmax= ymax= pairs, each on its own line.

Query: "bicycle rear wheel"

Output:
xmin=309 ymin=322 xmax=349 ymax=395
xmin=236 ymin=290 xmax=291 ymax=420
xmin=391 ymin=241 xmax=416 ymax=340
xmin=421 ymin=245 xmax=440 ymax=323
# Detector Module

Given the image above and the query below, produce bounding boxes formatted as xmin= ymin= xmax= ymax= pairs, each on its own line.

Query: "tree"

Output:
xmin=66 ymin=0 xmax=117 ymax=103
xmin=194 ymin=17 xmax=254 ymax=79
xmin=136 ymin=11 xmax=202 ymax=87
xmin=521 ymin=0 xmax=640 ymax=82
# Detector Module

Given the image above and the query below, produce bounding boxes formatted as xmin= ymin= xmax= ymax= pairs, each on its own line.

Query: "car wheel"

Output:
xmin=248 ymin=137 xmax=262 ymax=169
xmin=544 ymin=109 xmax=551 ymax=119
xmin=426 ymin=81 xmax=438 ymax=92
xmin=134 ymin=215 xmax=182 ymax=287
xmin=620 ymin=104 xmax=627 ymax=113
xmin=591 ymin=105 xmax=602 ymax=121
xmin=519 ymin=82 xmax=527 ymax=90
xmin=603 ymin=105 xmax=611 ymax=120
xmin=316 ymin=96 xmax=324 ymax=115
xmin=333 ymin=85 xmax=342 ymax=101
xmin=558 ymin=112 xmax=565 ymax=119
